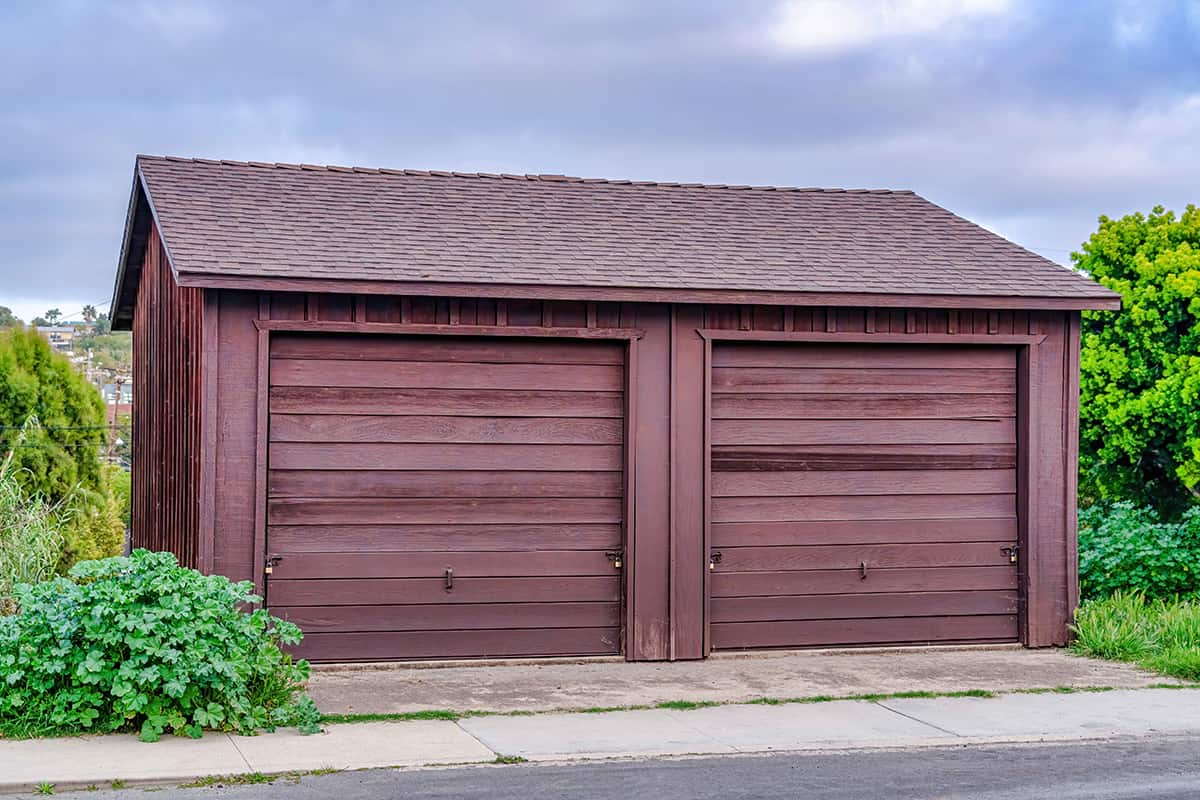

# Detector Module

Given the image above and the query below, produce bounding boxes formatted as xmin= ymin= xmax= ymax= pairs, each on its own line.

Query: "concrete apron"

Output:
xmin=4 ymin=689 xmax=1200 ymax=794
xmin=306 ymin=645 xmax=1176 ymax=716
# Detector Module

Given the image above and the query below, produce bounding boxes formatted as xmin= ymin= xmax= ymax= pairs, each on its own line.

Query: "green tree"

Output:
xmin=0 ymin=327 xmax=122 ymax=566
xmin=43 ymin=309 xmax=61 ymax=325
xmin=81 ymin=304 xmax=97 ymax=324
xmin=1076 ymin=204 xmax=1200 ymax=517
xmin=0 ymin=307 xmax=19 ymax=328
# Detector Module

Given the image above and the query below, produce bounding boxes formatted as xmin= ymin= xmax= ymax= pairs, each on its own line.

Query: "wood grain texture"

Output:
xmin=708 ymin=341 xmax=1020 ymax=650
xmin=294 ymin=627 xmax=622 ymax=662
xmin=265 ymin=334 xmax=626 ymax=661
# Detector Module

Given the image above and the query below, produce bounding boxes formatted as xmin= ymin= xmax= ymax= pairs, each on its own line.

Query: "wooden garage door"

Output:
xmin=264 ymin=335 xmax=625 ymax=662
xmin=709 ymin=342 xmax=1020 ymax=650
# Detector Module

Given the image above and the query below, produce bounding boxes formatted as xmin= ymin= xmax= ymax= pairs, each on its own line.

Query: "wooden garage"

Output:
xmin=111 ymin=155 xmax=1119 ymax=662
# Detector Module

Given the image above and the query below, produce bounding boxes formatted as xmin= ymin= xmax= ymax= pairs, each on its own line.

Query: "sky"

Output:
xmin=2 ymin=0 xmax=1198 ymax=323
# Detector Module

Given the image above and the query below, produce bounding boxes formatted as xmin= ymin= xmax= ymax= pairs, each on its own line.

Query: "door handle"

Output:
xmin=444 ymin=567 xmax=454 ymax=592
xmin=860 ymin=560 xmax=868 ymax=580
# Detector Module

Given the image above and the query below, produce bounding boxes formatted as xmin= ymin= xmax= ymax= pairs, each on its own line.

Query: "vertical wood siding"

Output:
xmin=131 ymin=225 xmax=203 ymax=565
xmin=202 ymin=292 xmax=1079 ymax=660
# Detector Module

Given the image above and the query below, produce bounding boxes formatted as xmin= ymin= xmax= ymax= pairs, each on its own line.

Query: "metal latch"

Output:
xmin=605 ymin=551 xmax=624 ymax=569
xmin=709 ymin=551 xmax=723 ymax=571
xmin=265 ymin=554 xmax=283 ymax=575
xmin=1001 ymin=545 xmax=1019 ymax=564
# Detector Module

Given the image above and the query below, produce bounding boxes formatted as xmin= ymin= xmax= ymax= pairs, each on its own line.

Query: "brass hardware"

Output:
xmin=860 ymin=560 xmax=868 ymax=580
xmin=265 ymin=554 xmax=282 ymax=576
xmin=444 ymin=567 xmax=454 ymax=592
xmin=1001 ymin=545 xmax=1019 ymax=565
xmin=709 ymin=551 xmax=723 ymax=571
xmin=605 ymin=550 xmax=624 ymax=569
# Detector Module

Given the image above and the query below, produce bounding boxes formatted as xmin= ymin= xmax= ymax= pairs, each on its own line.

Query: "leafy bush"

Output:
xmin=1073 ymin=592 xmax=1200 ymax=682
xmin=0 ymin=462 xmax=64 ymax=612
xmin=1078 ymin=502 xmax=1200 ymax=601
xmin=0 ymin=550 xmax=312 ymax=741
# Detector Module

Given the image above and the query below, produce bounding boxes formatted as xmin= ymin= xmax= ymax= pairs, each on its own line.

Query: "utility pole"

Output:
xmin=107 ymin=377 xmax=124 ymax=461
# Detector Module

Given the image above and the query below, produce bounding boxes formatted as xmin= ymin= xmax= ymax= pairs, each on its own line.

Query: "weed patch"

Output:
xmin=1072 ymin=592 xmax=1200 ymax=681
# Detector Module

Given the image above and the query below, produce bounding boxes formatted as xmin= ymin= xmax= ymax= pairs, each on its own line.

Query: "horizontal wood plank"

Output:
xmin=269 ymin=443 xmax=624 ymax=471
xmin=270 ymin=387 xmax=624 ymax=417
xmin=268 ymin=523 xmax=623 ymax=552
xmin=270 ymin=550 xmax=618 ymax=579
xmin=710 ymin=518 xmax=1018 ymax=547
xmin=715 ymin=542 xmax=1014 ymax=572
xmin=712 ymin=469 xmax=1016 ymax=497
xmin=711 ymin=566 xmax=1017 ymax=597
xmin=271 ymin=359 xmax=622 ymax=391
xmin=713 ymin=344 xmax=1016 ymax=369
xmin=711 ymin=615 xmax=1018 ymax=650
xmin=275 ymin=602 xmax=621 ymax=633
xmin=269 ymin=469 xmax=622 ymax=499
xmin=270 ymin=414 xmax=622 ymax=444
xmin=271 ymin=336 xmax=625 ymax=365
xmin=711 ymin=493 xmax=1016 ymax=523
xmin=268 ymin=576 xmax=621 ymax=606
xmin=712 ymin=445 xmax=1017 ymax=472
xmin=294 ymin=627 xmax=621 ymax=662
xmin=712 ymin=393 xmax=1015 ymax=420
xmin=268 ymin=496 xmax=622 ymax=525
xmin=712 ymin=367 xmax=1015 ymax=394
xmin=710 ymin=590 xmax=1019 ymax=623
xmin=711 ymin=418 xmax=1015 ymax=446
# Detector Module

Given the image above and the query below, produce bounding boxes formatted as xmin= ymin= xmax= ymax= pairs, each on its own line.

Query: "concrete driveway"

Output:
xmin=307 ymin=645 xmax=1173 ymax=716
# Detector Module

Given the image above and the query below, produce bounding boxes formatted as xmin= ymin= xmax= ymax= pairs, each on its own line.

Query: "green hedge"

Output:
xmin=0 ymin=550 xmax=317 ymax=741
xmin=1078 ymin=502 xmax=1200 ymax=601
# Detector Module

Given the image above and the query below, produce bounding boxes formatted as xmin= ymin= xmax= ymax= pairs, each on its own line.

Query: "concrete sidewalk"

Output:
xmin=308 ymin=646 xmax=1175 ymax=715
xmin=3 ymin=688 xmax=1199 ymax=794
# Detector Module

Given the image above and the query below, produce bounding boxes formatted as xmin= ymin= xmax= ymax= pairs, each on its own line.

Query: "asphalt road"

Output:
xmin=35 ymin=737 xmax=1200 ymax=800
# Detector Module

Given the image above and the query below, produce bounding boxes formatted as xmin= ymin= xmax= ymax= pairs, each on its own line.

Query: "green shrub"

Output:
xmin=1072 ymin=592 xmax=1200 ymax=681
xmin=0 ymin=450 xmax=65 ymax=611
xmin=1078 ymin=502 xmax=1200 ymax=601
xmin=0 ymin=550 xmax=312 ymax=741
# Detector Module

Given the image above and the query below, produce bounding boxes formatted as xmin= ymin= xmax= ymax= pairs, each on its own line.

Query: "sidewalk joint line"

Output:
xmin=453 ymin=720 xmax=502 ymax=760
xmin=873 ymin=701 xmax=964 ymax=738
xmin=225 ymin=732 xmax=256 ymax=772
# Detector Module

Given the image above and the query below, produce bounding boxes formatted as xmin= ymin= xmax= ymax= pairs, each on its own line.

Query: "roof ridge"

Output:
xmin=136 ymin=154 xmax=914 ymax=195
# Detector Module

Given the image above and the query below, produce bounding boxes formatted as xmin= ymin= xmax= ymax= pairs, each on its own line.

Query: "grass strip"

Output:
xmin=1072 ymin=592 xmax=1200 ymax=682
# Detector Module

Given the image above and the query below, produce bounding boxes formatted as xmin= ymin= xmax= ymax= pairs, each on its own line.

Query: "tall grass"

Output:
xmin=1072 ymin=592 xmax=1200 ymax=682
xmin=0 ymin=450 xmax=65 ymax=612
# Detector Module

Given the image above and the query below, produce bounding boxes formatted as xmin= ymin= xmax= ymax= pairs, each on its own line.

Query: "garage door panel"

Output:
xmin=712 ymin=393 xmax=1015 ymax=420
xmin=269 ymin=576 xmax=622 ymax=606
xmin=271 ymin=335 xmax=625 ymax=365
xmin=270 ymin=550 xmax=617 ymax=579
xmin=269 ymin=524 xmax=623 ymax=552
xmin=711 ymin=493 xmax=1016 ymax=523
xmin=711 ymin=343 xmax=1016 ymax=370
xmin=717 ymin=542 xmax=1014 ymax=572
xmin=711 ymin=444 xmax=1016 ymax=472
xmin=709 ymin=342 xmax=1020 ymax=650
xmin=710 ymin=591 xmax=1019 ymax=623
xmin=271 ymin=358 xmax=622 ymax=391
xmin=270 ymin=387 xmax=625 ymax=417
xmin=269 ymin=497 xmax=621 ymax=525
xmin=270 ymin=470 xmax=622 ymax=499
xmin=270 ymin=414 xmax=623 ymax=445
xmin=711 ymin=519 xmax=1018 ymax=547
xmin=711 ymin=418 xmax=1015 ymax=446
xmin=298 ymin=628 xmax=622 ymax=662
xmin=712 ymin=367 xmax=1016 ymax=394
xmin=712 ymin=469 xmax=1016 ymax=497
xmin=270 ymin=442 xmax=623 ymax=471
xmin=275 ymin=602 xmax=622 ymax=633
xmin=712 ymin=566 xmax=1018 ymax=598
xmin=711 ymin=615 xmax=1018 ymax=650
xmin=267 ymin=334 xmax=626 ymax=662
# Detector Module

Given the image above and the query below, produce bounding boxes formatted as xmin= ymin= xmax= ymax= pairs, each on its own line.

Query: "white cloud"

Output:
xmin=115 ymin=1 xmax=225 ymax=43
xmin=764 ymin=0 xmax=1014 ymax=54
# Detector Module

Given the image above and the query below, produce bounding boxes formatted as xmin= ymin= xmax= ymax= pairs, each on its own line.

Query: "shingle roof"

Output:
xmin=119 ymin=154 xmax=1117 ymax=314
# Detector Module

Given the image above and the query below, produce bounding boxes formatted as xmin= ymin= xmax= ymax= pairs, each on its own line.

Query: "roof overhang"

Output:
xmin=175 ymin=271 xmax=1122 ymax=312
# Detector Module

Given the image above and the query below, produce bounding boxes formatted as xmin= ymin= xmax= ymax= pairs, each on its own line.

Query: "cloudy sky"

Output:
xmin=2 ymin=0 xmax=1198 ymax=322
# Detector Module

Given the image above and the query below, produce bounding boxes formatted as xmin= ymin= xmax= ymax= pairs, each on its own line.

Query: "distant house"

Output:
xmin=112 ymin=155 xmax=1119 ymax=664
xmin=33 ymin=325 xmax=76 ymax=351
xmin=102 ymin=381 xmax=133 ymax=415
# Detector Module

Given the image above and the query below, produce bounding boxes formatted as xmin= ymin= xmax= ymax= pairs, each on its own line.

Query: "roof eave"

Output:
xmin=174 ymin=272 xmax=1122 ymax=312
xmin=110 ymin=158 xmax=183 ymax=331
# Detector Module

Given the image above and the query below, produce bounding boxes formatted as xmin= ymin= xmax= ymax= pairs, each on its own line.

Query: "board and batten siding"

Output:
xmin=174 ymin=291 xmax=1084 ymax=662
xmin=129 ymin=225 xmax=203 ymax=566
